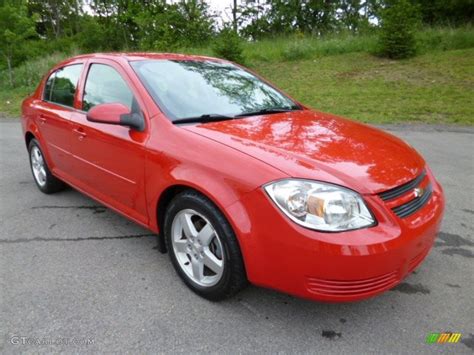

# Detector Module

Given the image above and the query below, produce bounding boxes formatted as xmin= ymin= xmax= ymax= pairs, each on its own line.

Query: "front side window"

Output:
xmin=46 ymin=64 xmax=83 ymax=107
xmin=83 ymin=64 xmax=134 ymax=112
xmin=131 ymin=60 xmax=298 ymax=121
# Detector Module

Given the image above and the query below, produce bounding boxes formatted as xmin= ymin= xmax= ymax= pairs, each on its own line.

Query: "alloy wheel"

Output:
xmin=171 ymin=209 xmax=224 ymax=287
xmin=30 ymin=146 xmax=47 ymax=187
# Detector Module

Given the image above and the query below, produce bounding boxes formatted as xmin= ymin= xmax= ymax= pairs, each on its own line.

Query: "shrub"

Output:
xmin=281 ymin=41 xmax=313 ymax=61
xmin=212 ymin=28 xmax=245 ymax=64
xmin=378 ymin=0 xmax=421 ymax=59
xmin=416 ymin=26 xmax=474 ymax=53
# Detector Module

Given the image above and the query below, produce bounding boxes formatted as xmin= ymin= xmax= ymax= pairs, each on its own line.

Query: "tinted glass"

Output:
xmin=131 ymin=60 xmax=297 ymax=121
xmin=49 ymin=64 xmax=83 ymax=107
xmin=43 ymin=73 xmax=55 ymax=101
xmin=83 ymin=64 xmax=134 ymax=111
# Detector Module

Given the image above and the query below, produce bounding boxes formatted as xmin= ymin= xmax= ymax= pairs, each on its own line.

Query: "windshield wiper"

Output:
xmin=172 ymin=114 xmax=235 ymax=125
xmin=235 ymin=107 xmax=301 ymax=117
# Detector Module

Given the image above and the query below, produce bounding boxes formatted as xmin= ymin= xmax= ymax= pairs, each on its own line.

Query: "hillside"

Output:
xmin=1 ymin=48 xmax=473 ymax=124
xmin=254 ymin=48 xmax=474 ymax=124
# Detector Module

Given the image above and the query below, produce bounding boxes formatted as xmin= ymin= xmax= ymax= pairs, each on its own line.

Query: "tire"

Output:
xmin=164 ymin=190 xmax=247 ymax=301
xmin=28 ymin=138 xmax=66 ymax=194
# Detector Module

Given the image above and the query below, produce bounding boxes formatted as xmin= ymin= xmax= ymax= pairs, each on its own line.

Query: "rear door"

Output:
xmin=34 ymin=64 xmax=83 ymax=174
xmin=69 ymin=60 xmax=149 ymax=225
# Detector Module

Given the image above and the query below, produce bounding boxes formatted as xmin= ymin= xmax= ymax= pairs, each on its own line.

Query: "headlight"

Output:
xmin=264 ymin=179 xmax=375 ymax=232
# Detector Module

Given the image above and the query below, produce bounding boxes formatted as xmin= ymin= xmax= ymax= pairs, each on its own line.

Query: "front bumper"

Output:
xmin=225 ymin=172 xmax=445 ymax=302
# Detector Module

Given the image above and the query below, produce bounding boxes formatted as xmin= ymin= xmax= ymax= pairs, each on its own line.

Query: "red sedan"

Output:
xmin=21 ymin=53 xmax=445 ymax=302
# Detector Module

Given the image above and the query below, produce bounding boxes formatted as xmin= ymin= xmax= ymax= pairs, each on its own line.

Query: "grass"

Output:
xmin=1 ymin=27 xmax=473 ymax=124
xmin=0 ymin=52 xmax=73 ymax=118
xmin=243 ymin=32 xmax=379 ymax=62
xmin=254 ymin=49 xmax=474 ymax=124
xmin=242 ymin=26 xmax=474 ymax=63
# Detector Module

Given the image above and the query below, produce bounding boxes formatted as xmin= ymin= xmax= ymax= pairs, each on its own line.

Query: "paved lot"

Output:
xmin=1 ymin=119 xmax=473 ymax=354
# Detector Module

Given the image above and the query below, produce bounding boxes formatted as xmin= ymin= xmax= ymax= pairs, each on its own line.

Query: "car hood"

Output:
xmin=183 ymin=110 xmax=425 ymax=194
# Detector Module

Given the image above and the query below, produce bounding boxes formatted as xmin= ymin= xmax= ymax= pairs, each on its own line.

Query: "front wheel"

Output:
xmin=164 ymin=190 xmax=247 ymax=301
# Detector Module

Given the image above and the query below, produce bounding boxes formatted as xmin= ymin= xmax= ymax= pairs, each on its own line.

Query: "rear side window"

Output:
xmin=82 ymin=64 xmax=134 ymax=112
xmin=44 ymin=64 xmax=83 ymax=107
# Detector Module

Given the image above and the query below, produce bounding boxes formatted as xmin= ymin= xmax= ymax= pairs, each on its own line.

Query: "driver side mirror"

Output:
xmin=86 ymin=103 xmax=144 ymax=131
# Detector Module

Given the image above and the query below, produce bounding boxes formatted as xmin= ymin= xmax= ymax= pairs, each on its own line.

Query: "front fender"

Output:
xmin=144 ymin=119 xmax=286 ymax=232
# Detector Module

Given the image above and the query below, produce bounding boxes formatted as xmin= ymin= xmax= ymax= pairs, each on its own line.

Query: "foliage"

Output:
xmin=236 ymin=0 xmax=473 ymax=40
xmin=242 ymin=32 xmax=380 ymax=62
xmin=416 ymin=26 xmax=474 ymax=53
xmin=378 ymin=0 xmax=421 ymax=59
xmin=212 ymin=28 xmax=246 ymax=64
xmin=414 ymin=0 xmax=474 ymax=26
xmin=0 ymin=0 xmax=471 ymax=71
xmin=0 ymin=51 xmax=73 ymax=117
xmin=0 ymin=0 xmax=473 ymax=119
xmin=238 ymin=0 xmax=383 ymax=39
xmin=27 ymin=0 xmax=83 ymax=39
xmin=0 ymin=52 xmax=72 ymax=90
xmin=2 ymin=46 xmax=472 ymax=125
xmin=0 ymin=2 xmax=37 ymax=86
xmin=281 ymin=40 xmax=314 ymax=61
xmin=134 ymin=1 xmax=214 ymax=50
xmin=75 ymin=15 xmax=110 ymax=52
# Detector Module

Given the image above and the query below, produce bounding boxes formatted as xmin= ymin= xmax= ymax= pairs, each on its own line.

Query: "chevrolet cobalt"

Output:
xmin=21 ymin=53 xmax=445 ymax=302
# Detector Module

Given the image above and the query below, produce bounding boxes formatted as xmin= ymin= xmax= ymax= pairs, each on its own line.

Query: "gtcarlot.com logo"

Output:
xmin=10 ymin=336 xmax=94 ymax=346
xmin=426 ymin=332 xmax=462 ymax=344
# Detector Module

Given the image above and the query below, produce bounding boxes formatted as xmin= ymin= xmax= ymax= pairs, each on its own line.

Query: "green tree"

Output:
xmin=175 ymin=0 xmax=215 ymax=47
xmin=27 ymin=0 xmax=82 ymax=39
xmin=76 ymin=15 xmax=109 ymax=52
xmin=239 ymin=0 xmax=338 ymax=37
xmin=239 ymin=0 xmax=270 ymax=40
xmin=0 ymin=3 xmax=37 ymax=86
xmin=212 ymin=27 xmax=245 ymax=64
xmin=413 ymin=0 xmax=474 ymax=26
xmin=378 ymin=0 xmax=421 ymax=59
xmin=134 ymin=0 xmax=214 ymax=50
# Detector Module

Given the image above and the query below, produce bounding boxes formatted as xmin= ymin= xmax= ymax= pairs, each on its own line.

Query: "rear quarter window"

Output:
xmin=43 ymin=74 xmax=55 ymax=101
xmin=45 ymin=64 xmax=83 ymax=107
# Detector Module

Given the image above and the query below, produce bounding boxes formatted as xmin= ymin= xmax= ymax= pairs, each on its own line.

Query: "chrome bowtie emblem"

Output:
xmin=414 ymin=187 xmax=424 ymax=198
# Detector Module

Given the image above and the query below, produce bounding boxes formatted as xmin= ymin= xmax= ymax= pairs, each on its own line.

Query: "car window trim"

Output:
xmin=43 ymin=72 xmax=55 ymax=102
xmin=40 ymin=100 xmax=82 ymax=113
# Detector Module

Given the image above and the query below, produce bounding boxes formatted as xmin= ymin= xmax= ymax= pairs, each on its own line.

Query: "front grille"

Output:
xmin=392 ymin=184 xmax=433 ymax=218
xmin=306 ymin=271 xmax=399 ymax=297
xmin=378 ymin=170 xmax=426 ymax=201
xmin=377 ymin=170 xmax=433 ymax=218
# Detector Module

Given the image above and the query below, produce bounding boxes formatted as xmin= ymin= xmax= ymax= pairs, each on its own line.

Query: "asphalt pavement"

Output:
xmin=1 ymin=119 xmax=473 ymax=354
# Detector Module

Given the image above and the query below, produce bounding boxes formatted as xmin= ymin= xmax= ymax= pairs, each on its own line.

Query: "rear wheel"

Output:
xmin=164 ymin=190 xmax=247 ymax=301
xmin=28 ymin=138 xmax=66 ymax=194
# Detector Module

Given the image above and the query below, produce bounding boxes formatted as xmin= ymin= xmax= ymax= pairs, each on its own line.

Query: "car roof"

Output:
xmin=63 ymin=52 xmax=226 ymax=64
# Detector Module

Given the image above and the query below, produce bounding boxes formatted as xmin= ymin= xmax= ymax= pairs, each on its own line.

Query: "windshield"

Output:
xmin=131 ymin=59 xmax=299 ymax=121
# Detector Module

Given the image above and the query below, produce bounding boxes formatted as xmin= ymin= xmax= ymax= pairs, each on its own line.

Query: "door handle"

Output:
xmin=38 ymin=115 xmax=47 ymax=124
xmin=73 ymin=127 xmax=87 ymax=140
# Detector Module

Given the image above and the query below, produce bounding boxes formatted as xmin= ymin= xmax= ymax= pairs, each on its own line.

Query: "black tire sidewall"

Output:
xmin=164 ymin=191 xmax=246 ymax=300
xmin=28 ymin=138 xmax=63 ymax=194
